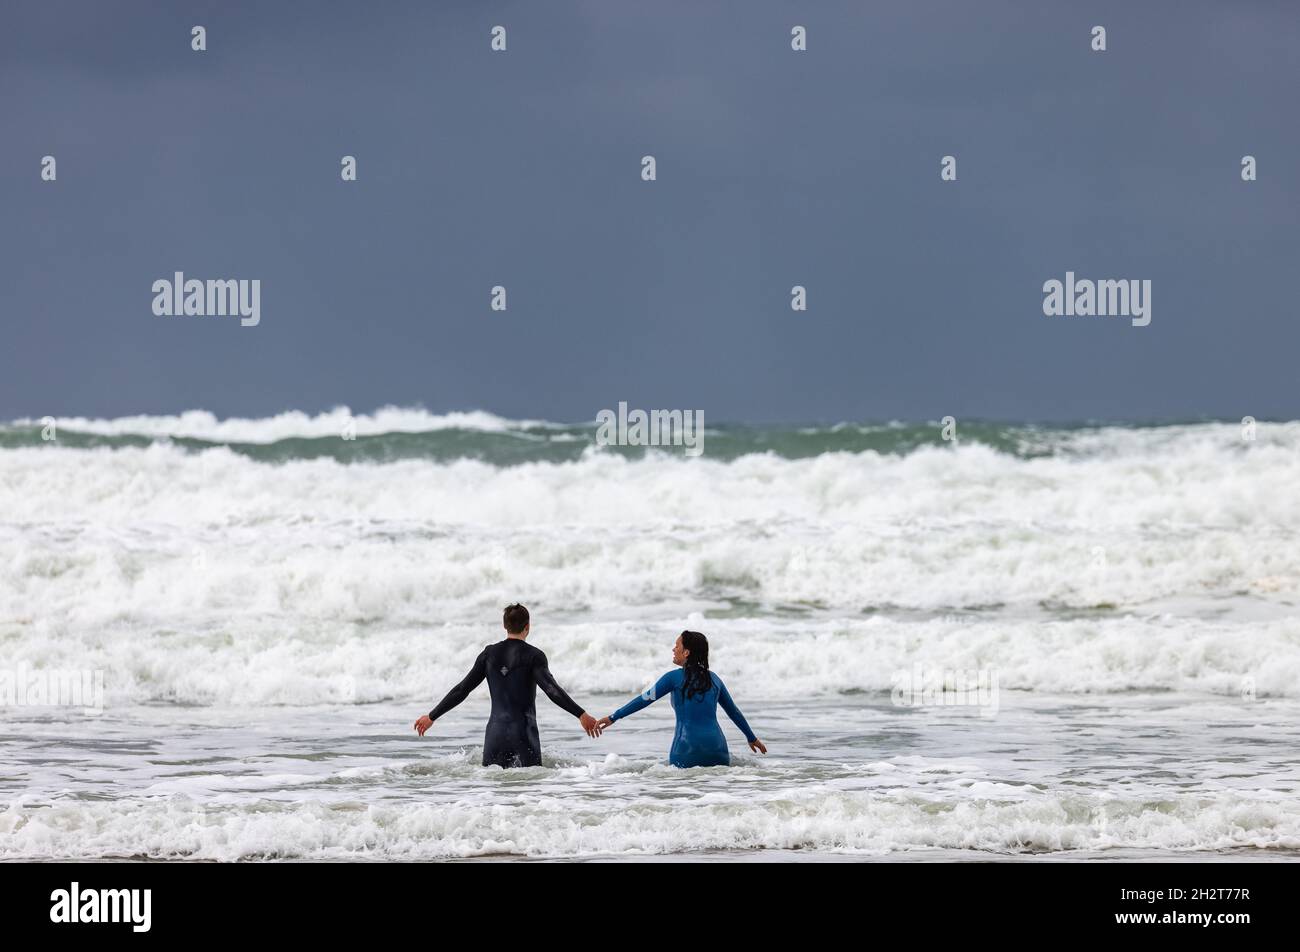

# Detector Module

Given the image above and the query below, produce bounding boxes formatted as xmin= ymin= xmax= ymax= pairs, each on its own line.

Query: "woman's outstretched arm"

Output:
xmin=715 ymin=675 xmax=764 ymax=751
xmin=606 ymin=670 xmax=680 ymax=724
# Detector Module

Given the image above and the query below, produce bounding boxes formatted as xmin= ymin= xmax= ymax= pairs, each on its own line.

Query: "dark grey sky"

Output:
xmin=2 ymin=0 xmax=1296 ymax=424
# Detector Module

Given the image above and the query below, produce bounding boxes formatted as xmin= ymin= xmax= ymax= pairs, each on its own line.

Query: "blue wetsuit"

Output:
xmin=608 ymin=668 xmax=756 ymax=767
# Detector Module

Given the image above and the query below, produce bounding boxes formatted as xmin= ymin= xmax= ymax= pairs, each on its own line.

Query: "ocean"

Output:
xmin=1 ymin=410 xmax=1298 ymax=861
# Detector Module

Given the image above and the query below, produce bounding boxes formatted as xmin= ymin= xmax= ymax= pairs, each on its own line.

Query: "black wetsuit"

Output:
xmin=427 ymin=638 xmax=586 ymax=768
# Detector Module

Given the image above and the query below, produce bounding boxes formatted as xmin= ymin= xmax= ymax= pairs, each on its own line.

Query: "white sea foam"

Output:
xmin=3 ymin=790 xmax=1297 ymax=860
xmin=0 ymin=610 xmax=1296 ymax=705
xmin=2 ymin=421 xmax=1298 ymax=704
xmin=6 ymin=406 xmax=545 ymax=442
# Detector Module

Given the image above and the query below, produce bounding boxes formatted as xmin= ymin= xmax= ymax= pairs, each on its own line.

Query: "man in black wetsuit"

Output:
xmin=413 ymin=604 xmax=602 ymax=767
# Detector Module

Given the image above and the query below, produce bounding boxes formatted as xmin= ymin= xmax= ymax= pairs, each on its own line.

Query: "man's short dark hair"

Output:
xmin=503 ymin=603 xmax=529 ymax=634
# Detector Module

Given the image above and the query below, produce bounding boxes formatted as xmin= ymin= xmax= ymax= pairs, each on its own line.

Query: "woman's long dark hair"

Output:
xmin=680 ymin=630 xmax=713 ymax=700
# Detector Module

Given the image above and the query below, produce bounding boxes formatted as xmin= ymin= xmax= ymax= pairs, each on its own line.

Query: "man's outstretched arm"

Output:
xmin=414 ymin=649 xmax=487 ymax=736
xmin=533 ymin=650 xmax=602 ymax=737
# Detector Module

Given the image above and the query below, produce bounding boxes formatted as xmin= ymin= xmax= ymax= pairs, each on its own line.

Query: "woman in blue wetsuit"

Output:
xmin=597 ymin=631 xmax=767 ymax=767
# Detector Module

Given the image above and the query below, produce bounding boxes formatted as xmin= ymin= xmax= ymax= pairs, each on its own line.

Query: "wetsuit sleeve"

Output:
xmin=428 ymin=649 xmax=488 ymax=721
xmin=715 ymin=675 xmax=758 ymax=743
xmin=609 ymin=670 xmax=679 ymax=723
xmin=533 ymin=650 xmax=587 ymax=719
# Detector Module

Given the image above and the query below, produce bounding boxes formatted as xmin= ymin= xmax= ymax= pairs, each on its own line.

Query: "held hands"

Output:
xmin=417 ymin=712 xmax=605 ymax=738
xmin=597 ymin=716 xmax=613 ymax=730
xmin=749 ymin=738 xmax=767 ymax=754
